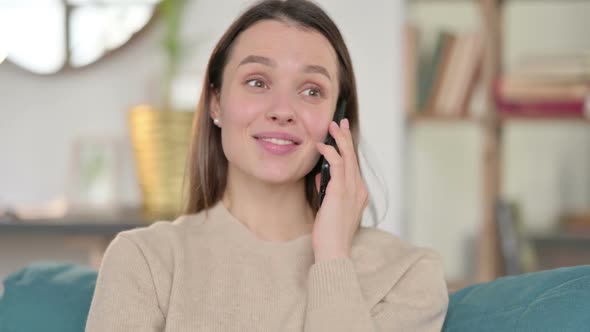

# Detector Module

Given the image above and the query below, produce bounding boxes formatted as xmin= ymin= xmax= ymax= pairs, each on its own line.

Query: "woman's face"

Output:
xmin=211 ymin=19 xmax=340 ymax=185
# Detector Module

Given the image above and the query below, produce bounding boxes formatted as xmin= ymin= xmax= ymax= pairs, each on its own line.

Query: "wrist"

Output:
xmin=314 ymin=250 xmax=351 ymax=264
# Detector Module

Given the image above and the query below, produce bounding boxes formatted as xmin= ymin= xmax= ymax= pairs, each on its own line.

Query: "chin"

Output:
xmin=251 ymin=166 xmax=303 ymax=185
xmin=256 ymin=171 xmax=297 ymax=185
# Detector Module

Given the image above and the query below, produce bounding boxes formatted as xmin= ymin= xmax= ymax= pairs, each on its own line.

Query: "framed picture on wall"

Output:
xmin=65 ymin=136 xmax=122 ymax=215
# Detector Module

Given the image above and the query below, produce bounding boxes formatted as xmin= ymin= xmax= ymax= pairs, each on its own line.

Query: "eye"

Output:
xmin=246 ymin=79 xmax=267 ymax=89
xmin=302 ymin=87 xmax=323 ymax=98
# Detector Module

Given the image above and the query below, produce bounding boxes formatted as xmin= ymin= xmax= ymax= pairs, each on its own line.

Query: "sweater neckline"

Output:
xmin=209 ymin=200 xmax=313 ymax=250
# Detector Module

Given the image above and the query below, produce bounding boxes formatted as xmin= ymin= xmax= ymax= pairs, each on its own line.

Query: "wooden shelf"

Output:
xmin=408 ymin=112 xmax=590 ymax=125
xmin=407 ymin=0 xmax=590 ymax=283
xmin=500 ymin=114 xmax=590 ymax=123
xmin=0 ymin=222 xmax=143 ymax=236
xmin=0 ymin=212 xmax=147 ymax=235
xmin=407 ymin=113 xmax=481 ymax=124
xmin=529 ymin=230 xmax=590 ymax=271
xmin=410 ymin=0 xmax=589 ymax=2
xmin=0 ymin=214 xmax=147 ymax=269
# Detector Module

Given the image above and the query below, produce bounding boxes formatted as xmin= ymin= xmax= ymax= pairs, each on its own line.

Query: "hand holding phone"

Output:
xmin=318 ymin=99 xmax=347 ymax=207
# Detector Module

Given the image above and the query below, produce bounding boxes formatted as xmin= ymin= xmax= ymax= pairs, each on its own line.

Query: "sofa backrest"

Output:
xmin=0 ymin=261 xmax=97 ymax=332
xmin=443 ymin=264 xmax=590 ymax=331
xmin=2 ymin=261 xmax=590 ymax=332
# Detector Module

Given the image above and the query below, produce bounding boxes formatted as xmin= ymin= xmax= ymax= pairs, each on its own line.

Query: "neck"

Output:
xmin=222 ymin=165 xmax=315 ymax=242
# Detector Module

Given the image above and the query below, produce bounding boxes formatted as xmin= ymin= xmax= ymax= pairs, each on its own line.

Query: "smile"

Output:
xmin=258 ymin=137 xmax=295 ymax=145
xmin=255 ymin=137 xmax=299 ymax=155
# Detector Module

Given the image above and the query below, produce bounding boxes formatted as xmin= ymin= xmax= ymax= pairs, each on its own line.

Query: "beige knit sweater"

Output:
xmin=85 ymin=200 xmax=448 ymax=331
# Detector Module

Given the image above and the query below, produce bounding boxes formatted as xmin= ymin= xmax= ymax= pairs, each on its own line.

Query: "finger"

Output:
xmin=340 ymin=120 xmax=368 ymax=204
xmin=328 ymin=120 xmax=353 ymax=159
xmin=316 ymin=142 xmax=345 ymax=188
xmin=341 ymin=119 xmax=366 ymax=192
xmin=339 ymin=118 xmax=360 ymax=167
xmin=329 ymin=119 xmax=361 ymax=184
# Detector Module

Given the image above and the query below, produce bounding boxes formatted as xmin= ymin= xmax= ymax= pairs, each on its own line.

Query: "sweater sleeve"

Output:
xmin=304 ymin=253 xmax=448 ymax=332
xmin=85 ymin=234 xmax=165 ymax=332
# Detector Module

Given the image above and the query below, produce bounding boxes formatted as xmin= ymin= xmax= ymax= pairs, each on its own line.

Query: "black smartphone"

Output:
xmin=318 ymin=98 xmax=347 ymax=207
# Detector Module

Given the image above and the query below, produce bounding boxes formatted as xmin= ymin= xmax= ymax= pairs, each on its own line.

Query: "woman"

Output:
xmin=85 ymin=0 xmax=449 ymax=331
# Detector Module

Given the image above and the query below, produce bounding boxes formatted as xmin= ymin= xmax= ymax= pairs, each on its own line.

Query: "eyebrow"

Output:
xmin=238 ymin=55 xmax=332 ymax=81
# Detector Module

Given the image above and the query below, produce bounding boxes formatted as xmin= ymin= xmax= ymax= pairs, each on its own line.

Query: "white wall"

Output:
xmin=0 ymin=0 xmax=404 ymax=278
xmin=407 ymin=2 xmax=590 ymax=281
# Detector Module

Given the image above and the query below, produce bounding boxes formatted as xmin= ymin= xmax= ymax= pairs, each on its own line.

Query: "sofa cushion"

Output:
xmin=443 ymin=264 xmax=590 ymax=331
xmin=0 ymin=261 xmax=97 ymax=332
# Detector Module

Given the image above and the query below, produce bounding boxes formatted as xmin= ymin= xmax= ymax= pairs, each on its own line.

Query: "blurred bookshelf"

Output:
xmin=407 ymin=113 xmax=481 ymax=124
xmin=0 ymin=211 xmax=148 ymax=269
xmin=499 ymin=115 xmax=590 ymax=123
xmin=405 ymin=0 xmax=590 ymax=287
xmin=530 ymin=231 xmax=590 ymax=271
xmin=0 ymin=219 xmax=143 ymax=236
xmin=408 ymin=113 xmax=590 ymax=125
xmin=0 ymin=207 xmax=148 ymax=236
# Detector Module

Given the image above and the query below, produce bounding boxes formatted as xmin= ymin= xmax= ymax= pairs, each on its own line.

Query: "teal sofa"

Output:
xmin=1 ymin=262 xmax=589 ymax=331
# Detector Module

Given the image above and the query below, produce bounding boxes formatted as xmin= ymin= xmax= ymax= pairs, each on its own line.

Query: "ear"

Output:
xmin=209 ymin=86 xmax=221 ymax=122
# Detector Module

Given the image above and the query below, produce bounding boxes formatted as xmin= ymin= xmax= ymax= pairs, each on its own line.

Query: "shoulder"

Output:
xmin=352 ymin=227 xmax=449 ymax=328
xmin=119 ymin=211 xmax=207 ymax=247
xmin=106 ymin=210 xmax=210 ymax=269
xmin=352 ymin=226 xmax=442 ymax=268
xmin=351 ymin=226 xmax=446 ymax=298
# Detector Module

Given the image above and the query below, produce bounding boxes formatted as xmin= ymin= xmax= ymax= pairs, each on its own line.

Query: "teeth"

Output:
xmin=259 ymin=137 xmax=294 ymax=145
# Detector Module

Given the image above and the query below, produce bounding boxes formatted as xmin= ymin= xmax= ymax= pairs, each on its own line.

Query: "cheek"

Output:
xmin=301 ymin=113 xmax=331 ymax=143
xmin=221 ymin=98 xmax=259 ymax=127
xmin=219 ymin=99 xmax=255 ymax=156
xmin=221 ymin=81 xmax=267 ymax=121
xmin=311 ymin=124 xmax=327 ymax=143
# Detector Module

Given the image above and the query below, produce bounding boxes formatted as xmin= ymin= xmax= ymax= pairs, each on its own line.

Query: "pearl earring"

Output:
xmin=213 ymin=118 xmax=220 ymax=126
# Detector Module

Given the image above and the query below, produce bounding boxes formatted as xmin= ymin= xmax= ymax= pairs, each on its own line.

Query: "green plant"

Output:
xmin=160 ymin=0 xmax=188 ymax=111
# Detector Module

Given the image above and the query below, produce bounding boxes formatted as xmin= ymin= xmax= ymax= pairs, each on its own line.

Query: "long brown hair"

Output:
xmin=183 ymin=0 xmax=360 ymax=217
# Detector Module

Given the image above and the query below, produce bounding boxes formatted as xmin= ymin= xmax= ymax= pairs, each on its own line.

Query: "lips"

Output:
xmin=253 ymin=131 xmax=302 ymax=156
xmin=252 ymin=131 xmax=302 ymax=145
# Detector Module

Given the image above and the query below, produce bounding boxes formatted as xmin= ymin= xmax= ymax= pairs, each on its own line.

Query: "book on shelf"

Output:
xmin=415 ymin=29 xmax=484 ymax=117
xmin=495 ymin=96 xmax=589 ymax=118
xmin=514 ymin=52 xmax=590 ymax=83
xmin=404 ymin=23 xmax=419 ymax=115
xmin=497 ymin=76 xmax=590 ymax=102
xmin=416 ymin=30 xmax=451 ymax=113
xmin=496 ymin=200 xmax=538 ymax=276
xmin=496 ymin=54 xmax=590 ymax=118
xmin=561 ymin=211 xmax=590 ymax=233
xmin=496 ymin=200 xmax=522 ymax=275
xmin=439 ymin=31 xmax=484 ymax=117
xmin=425 ymin=31 xmax=457 ymax=115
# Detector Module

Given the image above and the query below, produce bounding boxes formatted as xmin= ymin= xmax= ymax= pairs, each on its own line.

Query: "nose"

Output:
xmin=265 ymin=105 xmax=296 ymax=125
